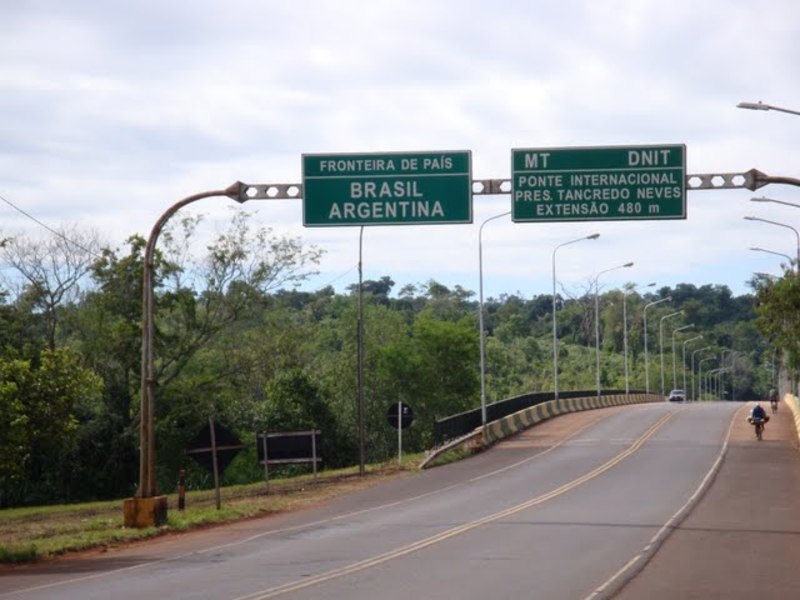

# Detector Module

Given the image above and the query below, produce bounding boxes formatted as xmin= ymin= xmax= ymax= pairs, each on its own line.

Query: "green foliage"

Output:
xmin=754 ymin=272 xmax=800 ymax=387
xmin=0 ymin=220 xmax=769 ymax=507
xmin=0 ymin=349 xmax=104 ymax=506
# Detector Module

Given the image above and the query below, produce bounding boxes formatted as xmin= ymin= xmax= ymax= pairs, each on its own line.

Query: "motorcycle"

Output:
xmin=748 ymin=415 xmax=770 ymax=440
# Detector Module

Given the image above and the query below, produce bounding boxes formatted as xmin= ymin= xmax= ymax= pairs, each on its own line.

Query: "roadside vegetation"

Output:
xmin=0 ymin=213 xmax=779 ymax=521
xmin=0 ymin=457 xmax=422 ymax=564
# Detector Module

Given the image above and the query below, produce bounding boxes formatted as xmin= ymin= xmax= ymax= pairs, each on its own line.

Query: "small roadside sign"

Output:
xmin=387 ymin=402 xmax=414 ymax=430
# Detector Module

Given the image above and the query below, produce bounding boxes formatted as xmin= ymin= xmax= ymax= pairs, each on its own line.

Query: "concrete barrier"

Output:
xmin=784 ymin=393 xmax=800 ymax=442
xmin=421 ymin=393 xmax=662 ymax=469
xmin=482 ymin=393 xmax=661 ymax=445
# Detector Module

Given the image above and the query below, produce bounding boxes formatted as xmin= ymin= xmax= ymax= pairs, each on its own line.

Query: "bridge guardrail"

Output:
xmin=421 ymin=392 xmax=662 ymax=469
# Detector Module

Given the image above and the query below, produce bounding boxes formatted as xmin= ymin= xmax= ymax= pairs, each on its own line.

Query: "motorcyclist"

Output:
xmin=750 ymin=402 xmax=767 ymax=422
xmin=749 ymin=402 xmax=768 ymax=439
xmin=769 ymin=388 xmax=779 ymax=413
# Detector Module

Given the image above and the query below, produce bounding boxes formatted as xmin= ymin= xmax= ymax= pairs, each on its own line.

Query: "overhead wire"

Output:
xmin=0 ymin=192 xmax=103 ymax=258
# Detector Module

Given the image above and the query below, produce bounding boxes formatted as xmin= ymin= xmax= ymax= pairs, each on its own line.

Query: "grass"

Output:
xmin=0 ymin=455 xmax=425 ymax=565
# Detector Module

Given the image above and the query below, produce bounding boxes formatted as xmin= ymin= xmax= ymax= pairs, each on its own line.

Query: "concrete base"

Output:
xmin=123 ymin=496 xmax=168 ymax=528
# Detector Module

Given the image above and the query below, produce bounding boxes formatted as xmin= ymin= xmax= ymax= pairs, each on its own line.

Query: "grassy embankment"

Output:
xmin=1 ymin=455 xmax=433 ymax=565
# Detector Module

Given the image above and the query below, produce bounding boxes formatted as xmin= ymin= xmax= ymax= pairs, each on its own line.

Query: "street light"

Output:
xmin=744 ymin=216 xmax=800 ymax=264
xmin=594 ymin=261 xmax=634 ymax=397
xmin=643 ymin=296 xmax=671 ymax=394
xmin=478 ymin=211 xmax=510 ymax=433
xmin=720 ymin=349 xmax=734 ymax=401
xmin=751 ymin=196 xmax=800 ymax=210
xmin=707 ymin=368 xmax=724 ymax=399
xmin=552 ymin=233 xmax=599 ymax=399
xmin=737 ymin=101 xmax=800 ymax=117
xmin=659 ymin=311 xmax=683 ymax=396
xmin=682 ymin=335 xmax=703 ymax=396
xmin=691 ymin=346 xmax=712 ymax=401
xmin=623 ymin=282 xmax=655 ymax=395
xmin=671 ymin=324 xmax=694 ymax=391
xmin=750 ymin=246 xmax=794 ymax=270
xmin=131 ymin=181 xmax=248 ymax=527
xmin=698 ymin=356 xmax=717 ymax=401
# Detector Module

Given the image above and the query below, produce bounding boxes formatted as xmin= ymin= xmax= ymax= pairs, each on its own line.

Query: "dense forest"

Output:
xmin=0 ymin=213 xmax=783 ymax=508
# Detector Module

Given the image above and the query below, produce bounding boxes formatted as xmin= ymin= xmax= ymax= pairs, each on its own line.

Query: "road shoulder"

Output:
xmin=614 ymin=402 xmax=800 ymax=600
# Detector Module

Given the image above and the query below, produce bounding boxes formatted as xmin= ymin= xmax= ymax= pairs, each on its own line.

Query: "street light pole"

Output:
xmin=750 ymin=246 xmax=794 ymax=272
xmin=643 ymin=297 xmax=671 ymax=394
xmin=737 ymin=101 xmax=800 ymax=117
xmin=752 ymin=196 xmax=800 ymax=209
xmin=691 ymin=346 xmax=712 ymax=401
xmin=659 ymin=311 xmax=683 ymax=396
xmin=552 ymin=233 xmax=599 ymax=399
xmin=744 ymin=216 xmax=800 ymax=264
xmin=720 ymin=349 xmax=734 ymax=401
xmin=671 ymin=324 xmax=694 ymax=391
xmin=682 ymin=335 xmax=703 ymax=397
xmin=594 ymin=262 xmax=634 ymax=397
xmin=698 ymin=356 xmax=716 ymax=401
xmin=129 ymin=182 xmax=247 ymax=528
xmin=478 ymin=211 xmax=510 ymax=433
xmin=623 ymin=282 xmax=655 ymax=395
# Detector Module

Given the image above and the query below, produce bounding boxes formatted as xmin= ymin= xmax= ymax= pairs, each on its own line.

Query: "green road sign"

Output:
xmin=511 ymin=144 xmax=686 ymax=222
xmin=302 ymin=151 xmax=472 ymax=227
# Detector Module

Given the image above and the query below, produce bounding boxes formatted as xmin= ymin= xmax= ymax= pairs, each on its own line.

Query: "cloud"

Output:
xmin=1 ymin=0 xmax=799 ymax=299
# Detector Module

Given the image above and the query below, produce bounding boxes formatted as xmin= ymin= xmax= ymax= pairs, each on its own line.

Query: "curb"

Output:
xmin=783 ymin=393 xmax=800 ymax=443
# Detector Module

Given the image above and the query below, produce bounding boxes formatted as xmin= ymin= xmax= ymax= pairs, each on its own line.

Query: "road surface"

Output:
xmin=3 ymin=401 xmax=798 ymax=599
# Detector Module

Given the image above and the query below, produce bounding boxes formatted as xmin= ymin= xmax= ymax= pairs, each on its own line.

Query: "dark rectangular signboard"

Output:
xmin=302 ymin=151 xmax=472 ymax=226
xmin=511 ymin=144 xmax=686 ymax=222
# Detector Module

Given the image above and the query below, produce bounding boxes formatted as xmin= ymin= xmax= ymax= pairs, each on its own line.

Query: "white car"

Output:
xmin=667 ymin=389 xmax=686 ymax=402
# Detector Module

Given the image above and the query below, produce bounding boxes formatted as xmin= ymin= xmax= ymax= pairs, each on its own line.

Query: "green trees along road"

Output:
xmin=0 ymin=214 xmax=777 ymax=507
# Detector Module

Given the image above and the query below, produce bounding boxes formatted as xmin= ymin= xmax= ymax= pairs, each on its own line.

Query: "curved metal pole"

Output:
xmin=737 ymin=101 xmax=800 ymax=116
xmin=623 ymin=288 xmax=631 ymax=395
xmin=478 ymin=211 xmax=509 ymax=433
xmin=643 ymin=297 xmax=671 ymax=394
xmin=698 ymin=356 xmax=716 ymax=401
xmin=671 ymin=324 xmax=693 ymax=391
xmin=691 ymin=346 xmax=712 ymax=401
xmin=720 ymin=349 xmax=733 ymax=401
xmin=659 ymin=311 xmax=683 ymax=397
xmin=749 ymin=246 xmax=794 ymax=273
xmin=682 ymin=335 xmax=703 ymax=398
xmin=552 ymin=233 xmax=599 ymax=399
xmin=138 ymin=183 xmax=243 ymax=498
xmin=593 ymin=262 xmax=633 ymax=397
xmin=744 ymin=216 xmax=800 ymax=264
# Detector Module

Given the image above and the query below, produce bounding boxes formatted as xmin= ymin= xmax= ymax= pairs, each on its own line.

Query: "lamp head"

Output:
xmin=737 ymin=101 xmax=769 ymax=111
xmin=587 ymin=233 xmax=600 ymax=240
xmin=623 ymin=262 xmax=634 ymax=268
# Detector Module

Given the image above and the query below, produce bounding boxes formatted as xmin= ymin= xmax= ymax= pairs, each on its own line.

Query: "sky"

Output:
xmin=2 ymin=0 xmax=800 ymax=301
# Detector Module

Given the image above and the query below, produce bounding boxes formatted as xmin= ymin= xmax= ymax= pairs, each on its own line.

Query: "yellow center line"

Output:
xmin=236 ymin=409 xmax=678 ymax=600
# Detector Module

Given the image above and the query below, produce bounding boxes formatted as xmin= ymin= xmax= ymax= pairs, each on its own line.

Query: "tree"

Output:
xmin=0 ymin=225 xmax=102 ymax=350
xmin=154 ymin=210 xmax=323 ymax=389
xmin=754 ymin=272 xmax=800 ymax=386
xmin=0 ymin=349 xmax=103 ymax=506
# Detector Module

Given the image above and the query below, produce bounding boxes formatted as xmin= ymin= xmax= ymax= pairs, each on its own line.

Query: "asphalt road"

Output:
xmin=3 ymin=401 xmax=796 ymax=600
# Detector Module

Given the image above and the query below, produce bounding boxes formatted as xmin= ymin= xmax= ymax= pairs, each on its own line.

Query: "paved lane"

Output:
xmin=1 ymin=402 xmax=744 ymax=600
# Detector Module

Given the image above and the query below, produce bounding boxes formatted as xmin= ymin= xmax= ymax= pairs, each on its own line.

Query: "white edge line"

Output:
xmin=582 ymin=403 xmax=746 ymax=600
